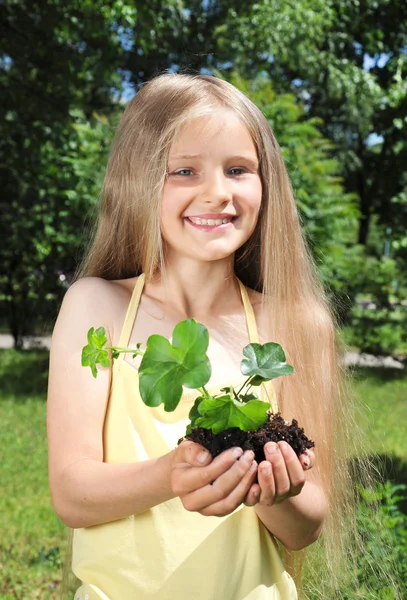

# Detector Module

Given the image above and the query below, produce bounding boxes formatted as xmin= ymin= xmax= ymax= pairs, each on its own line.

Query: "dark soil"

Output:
xmin=180 ymin=413 xmax=315 ymax=465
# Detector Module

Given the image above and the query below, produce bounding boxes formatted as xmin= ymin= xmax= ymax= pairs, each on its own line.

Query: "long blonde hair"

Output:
xmin=76 ymin=74 xmax=379 ymax=597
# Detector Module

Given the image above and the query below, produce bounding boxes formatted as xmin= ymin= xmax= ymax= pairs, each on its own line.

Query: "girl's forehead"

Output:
xmin=169 ymin=110 xmax=256 ymax=156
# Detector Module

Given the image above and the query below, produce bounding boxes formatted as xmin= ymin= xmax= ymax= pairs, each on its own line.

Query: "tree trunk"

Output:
xmin=357 ymin=149 xmax=371 ymax=246
xmin=6 ymin=275 xmax=25 ymax=350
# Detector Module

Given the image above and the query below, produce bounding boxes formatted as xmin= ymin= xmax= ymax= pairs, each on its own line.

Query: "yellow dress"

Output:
xmin=72 ymin=275 xmax=297 ymax=600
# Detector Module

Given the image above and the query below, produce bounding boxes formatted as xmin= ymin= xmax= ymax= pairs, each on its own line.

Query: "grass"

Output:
xmin=0 ymin=349 xmax=406 ymax=598
xmin=353 ymin=367 xmax=407 ymax=461
xmin=0 ymin=350 xmax=67 ymax=599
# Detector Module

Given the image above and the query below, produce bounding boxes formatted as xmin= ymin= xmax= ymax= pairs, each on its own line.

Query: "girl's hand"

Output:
xmin=170 ymin=441 xmax=258 ymax=517
xmin=244 ymin=442 xmax=315 ymax=507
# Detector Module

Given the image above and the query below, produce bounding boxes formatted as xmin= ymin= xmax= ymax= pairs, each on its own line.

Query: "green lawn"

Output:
xmin=0 ymin=349 xmax=406 ymax=599
xmin=352 ymin=367 xmax=407 ymax=461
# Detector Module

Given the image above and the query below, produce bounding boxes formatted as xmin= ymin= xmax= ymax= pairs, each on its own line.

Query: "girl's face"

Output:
xmin=161 ymin=110 xmax=262 ymax=265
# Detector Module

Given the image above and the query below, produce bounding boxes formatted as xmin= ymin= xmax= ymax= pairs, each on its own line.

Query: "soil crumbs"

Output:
xmin=182 ymin=413 xmax=315 ymax=465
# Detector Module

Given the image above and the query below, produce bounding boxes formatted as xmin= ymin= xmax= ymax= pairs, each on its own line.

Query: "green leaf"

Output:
xmin=139 ymin=319 xmax=211 ymax=412
xmin=81 ymin=326 xmax=111 ymax=378
xmin=195 ymin=395 xmax=269 ymax=434
xmin=240 ymin=343 xmax=294 ymax=384
xmin=188 ymin=396 xmax=205 ymax=428
xmin=239 ymin=392 xmax=259 ymax=402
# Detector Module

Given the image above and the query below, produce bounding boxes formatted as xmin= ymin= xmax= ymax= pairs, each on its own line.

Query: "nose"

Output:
xmin=201 ymin=169 xmax=232 ymax=204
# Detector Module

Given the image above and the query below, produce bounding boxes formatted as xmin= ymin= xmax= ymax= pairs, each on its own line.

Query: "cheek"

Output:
xmin=160 ymin=192 xmax=178 ymax=225
xmin=248 ymin=181 xmax=262 ymax=215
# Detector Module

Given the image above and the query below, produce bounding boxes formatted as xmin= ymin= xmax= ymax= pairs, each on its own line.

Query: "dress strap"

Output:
xmin=237 ymin=278 xmax=279 ymax=414
xmin=117 ymin=273 xmax=145 ymax=355
xmin=237 ymin=279 xmax=259 ymax=344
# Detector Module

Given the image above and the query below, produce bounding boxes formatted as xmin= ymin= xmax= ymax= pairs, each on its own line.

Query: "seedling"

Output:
xmin=82 ymin=319 xmax=314 ymax=460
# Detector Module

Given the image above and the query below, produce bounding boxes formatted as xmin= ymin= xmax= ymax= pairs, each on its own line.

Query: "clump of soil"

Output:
xmin=180 ymin=413 xmax=315 ymax=465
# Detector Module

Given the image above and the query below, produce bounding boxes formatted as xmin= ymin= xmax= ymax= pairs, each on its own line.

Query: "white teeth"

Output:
xmin=188 ymin=216 xmax=233 ymax=226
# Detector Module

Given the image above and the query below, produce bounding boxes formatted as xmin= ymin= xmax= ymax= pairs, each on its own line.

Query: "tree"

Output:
xmin=210 ymin=0 xmax=407 ymax=246
xmin=0 ymin=0 xmax=184 ymax=347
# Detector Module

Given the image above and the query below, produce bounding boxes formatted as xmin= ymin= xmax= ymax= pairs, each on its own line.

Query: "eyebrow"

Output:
xmin=170 ymin=154 xmax=259 ymax=169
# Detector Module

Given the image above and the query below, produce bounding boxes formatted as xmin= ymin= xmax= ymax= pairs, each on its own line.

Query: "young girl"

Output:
xmin=47 ymin=73 xmax=350 ymax=600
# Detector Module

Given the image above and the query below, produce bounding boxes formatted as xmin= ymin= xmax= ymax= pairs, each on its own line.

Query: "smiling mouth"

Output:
xmin=186 ymin=216 xmax=236 ymax=226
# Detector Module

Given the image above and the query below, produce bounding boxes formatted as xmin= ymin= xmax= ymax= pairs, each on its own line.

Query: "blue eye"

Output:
xmin=175 ymin=169 xmax=193 ymax=176
xmin=229 ymin=168 xmax=246 ymax=175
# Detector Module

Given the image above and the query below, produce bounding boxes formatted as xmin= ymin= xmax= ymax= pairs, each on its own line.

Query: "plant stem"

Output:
xmin=236 ymin=376 xmax=253 ymax=397
xmin=107 ymin=346 xmax=145 ymax=358
xmin=198 ymin=386 xmax=211 ymax=398
xmin=231 ymin=385 xmax=240 ymax=402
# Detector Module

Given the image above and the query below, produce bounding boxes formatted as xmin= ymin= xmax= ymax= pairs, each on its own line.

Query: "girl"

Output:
xmin=47 ymin=74 xmax=349 ymax=600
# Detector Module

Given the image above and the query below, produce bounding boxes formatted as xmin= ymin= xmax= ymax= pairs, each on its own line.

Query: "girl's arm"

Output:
xmin=47 ymin=278 xmax=257 ymax=528
xmin=47 ymin=277 xmax=174 ymax=528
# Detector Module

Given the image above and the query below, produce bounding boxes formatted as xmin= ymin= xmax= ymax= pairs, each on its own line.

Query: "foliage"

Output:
xmin=337 ymin=255 xmax=407 ymax=357
xmin=240 ymin=342 xmax=294 ymax=384
xmin=2 ymin=0 xmax=406 ymax=355
xmin=214 ymin=0 xmax=407 ymax=244
xmin=0 ymin=0 xmax=187 ymax=347
xmin=82 ymin=319 xmax=294 ymax=432
xmin=139 ymin=320 xmax=211 ymax=412
xmin=192 ymin=394 xmax=269 ymax=435
xmin=334 ymin=483 xmax=407 ymax=599
xmin=0 ymin=0 xmax=126 ymax=346
xmin=81 ymin=327 xmax=112 ymax=378
xmin=343 ymin=305 xmax=407 ymax=358
xmin=212 ymin=2 xmax=407 ymax=338
xmin=0 ymin=109 xmax=112 ymax=346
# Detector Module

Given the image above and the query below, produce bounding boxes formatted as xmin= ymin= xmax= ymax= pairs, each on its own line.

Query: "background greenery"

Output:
xmin=1 ymin=0 xmax=406 ymax=598
xmin=1 ymin=0 xmax=407 ymax=355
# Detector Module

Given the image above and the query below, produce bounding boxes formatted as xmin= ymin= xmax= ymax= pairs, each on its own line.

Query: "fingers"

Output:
xmin=299 ymin=449 xmax=315 ymax=471
xmin=171 ymin=445 xmax=244 ymax=496
xmin=173 ymin=440 xmax=316 ymax=514
xmin=258 ymin=441 xmax=308 ymax=506
xmin=175 ymin=441 xmax=213 ymax=468
xmin=186 ymin=450 xmax=257 ymax=510
xmin=243 ymin=482 xmax=261 ymax=507
xmin=173 ymin=447 xmax=259 ymax=516
xmin=199 ymin=455 xmax=258 ymax=516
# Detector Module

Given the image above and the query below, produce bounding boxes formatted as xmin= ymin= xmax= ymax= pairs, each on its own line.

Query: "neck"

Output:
xmin=151 ymin=256 xmax=241 ymax=320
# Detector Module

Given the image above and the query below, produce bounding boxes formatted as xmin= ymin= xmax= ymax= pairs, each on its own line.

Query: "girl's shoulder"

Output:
xmin=63 ymin=276 xmax=133 ymax=313
xmin=56 ymin=275 xmax=141 ymax=346
xmin=65 ymin=275 xmax=142 ymax=305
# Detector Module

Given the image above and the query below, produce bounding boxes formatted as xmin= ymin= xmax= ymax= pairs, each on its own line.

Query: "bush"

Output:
xmin=338 ymin=482 xmax=407 ymax=599
xmin=303 ymin=482 xmax=407 ymax=600
xmin=342 ymin=305 xmax=407 ymax=358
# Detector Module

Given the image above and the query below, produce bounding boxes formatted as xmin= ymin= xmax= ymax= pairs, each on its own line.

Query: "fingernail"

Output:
xmin=278 ymin=441 xmax=289 ymax=453
xmin=242 ymin=450 xmax=254 ymax=462
xmin=261 ymin=464 xmax=272 ymax=476
xmin=250 ymin=460 xmax=258 ymax=473
xmin=232 ymin=447 xmax=243 ymax=459
xmin=197 ymin=450 xmax=209 ymax=464
xmin=266 ymin=443 xmax=278 ymax=454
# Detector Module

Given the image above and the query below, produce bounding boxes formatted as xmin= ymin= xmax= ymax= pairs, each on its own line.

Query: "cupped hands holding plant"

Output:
xmin=169 ymin=438 xmax=314 ymax=519
xmin=82 ymin=318 xmax=315 ymax=519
